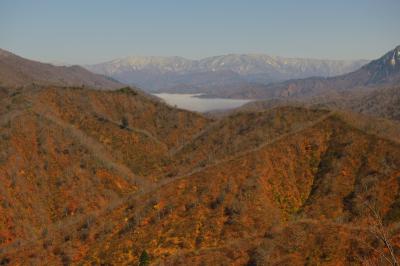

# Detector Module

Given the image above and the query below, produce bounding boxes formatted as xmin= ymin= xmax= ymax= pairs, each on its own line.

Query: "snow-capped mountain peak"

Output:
xmin=85 ymin=54 xmax=368 ymax=91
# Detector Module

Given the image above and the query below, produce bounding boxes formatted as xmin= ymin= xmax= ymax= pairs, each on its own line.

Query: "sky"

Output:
xmin=1 ymin=0 xmax=399 ymax=64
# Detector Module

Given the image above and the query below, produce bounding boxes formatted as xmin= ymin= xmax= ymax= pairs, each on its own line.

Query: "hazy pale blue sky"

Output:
xmin=1 ymin=0 xmax=399 ymax=64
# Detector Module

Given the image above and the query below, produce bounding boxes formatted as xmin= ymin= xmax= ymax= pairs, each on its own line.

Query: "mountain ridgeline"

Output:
xmin=225 ymin=45 xmax=400 ymax=99
xmin=235 ymin=45 xmax=400 ymax=122
xmin=0 ymin=48 xmax=123 ymax=89
xmin=0 ymin=47 xmax=400 ymax=265
xmin=85 ymin=54 xmax=367 ymax=93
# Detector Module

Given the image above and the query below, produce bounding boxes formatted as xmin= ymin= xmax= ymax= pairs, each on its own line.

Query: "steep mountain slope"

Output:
xmin=86 ymin=54 xmax=367 ymax=92
xmin=0 ymin=85 xmax=209 ymax=258
xmin=223 ymin=45 xmax=400 ymax=99
xmin=2 ymin=97 xmax=400 ymax=265
xmin=29 ymin=87 xmax=210 ymax=178
xmin=80 ymin=112 xmax=400 ymax=265
xmin=168 ymin=107 xmax=331 ymax=175
xmin=0 ymin=48 xmax=123 ymax=89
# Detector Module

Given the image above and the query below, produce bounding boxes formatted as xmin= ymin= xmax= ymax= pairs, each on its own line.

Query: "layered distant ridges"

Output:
xmin=217 ymin=45 xmax=400 ymax=99
xmin=86 ymin=54 xmax=368 ymax=90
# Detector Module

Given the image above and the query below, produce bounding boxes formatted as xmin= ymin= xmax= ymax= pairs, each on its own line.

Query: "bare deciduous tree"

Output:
xmin=359 ymin=190 xmax=399 ymax=266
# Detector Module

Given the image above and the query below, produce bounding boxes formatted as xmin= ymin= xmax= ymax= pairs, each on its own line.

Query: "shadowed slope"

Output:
xmin=0 ymin=48 xmax=123 ymax=89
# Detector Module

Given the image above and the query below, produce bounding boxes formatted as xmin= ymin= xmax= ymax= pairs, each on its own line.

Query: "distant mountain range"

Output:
xmin=0 ymin=48 xmax=123 ymax=89
xmin=223 ymin=45 xmax=400 ymax=99
xmin=233 ymin=45 xmax=400 ymax=122
xmin=85 ymin=54 xmax=368 ymax=92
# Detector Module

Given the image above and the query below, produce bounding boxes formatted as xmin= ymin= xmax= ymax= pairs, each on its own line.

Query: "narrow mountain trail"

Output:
xmin=167 ymin=118 xmax=218 ymax=156
xmin=101 ymin=115 xmax=166 ymax=147
xmin=32 ymin=108 xmax=151 ymax=189
xmin=5 ymin=108 xmax=400 ymax=261
xmin=165 ymin=111 xmax=335 ymax=179
xmin=1 ymin=111 xmax=336 ymax=258
xmin=6 ymin=108 xmax=397 ymax=265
